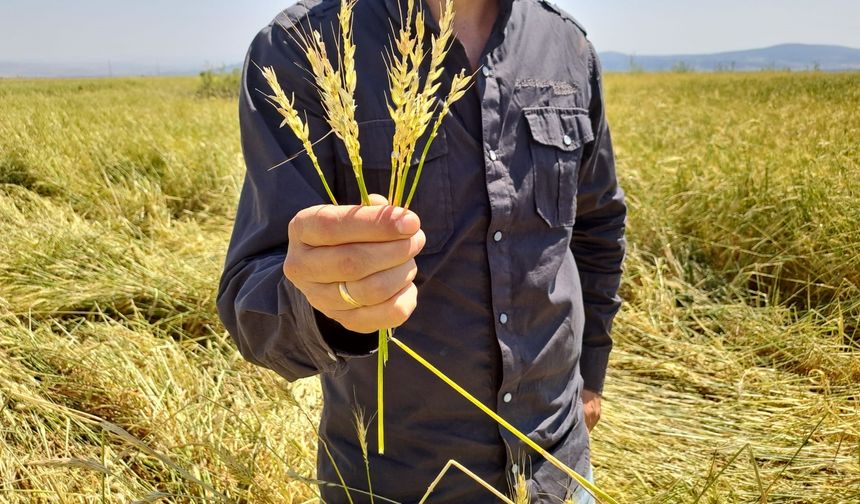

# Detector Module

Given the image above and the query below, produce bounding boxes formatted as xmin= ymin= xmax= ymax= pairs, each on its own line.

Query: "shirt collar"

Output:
xmin=383 ymin=0 xmax=515 ymax=35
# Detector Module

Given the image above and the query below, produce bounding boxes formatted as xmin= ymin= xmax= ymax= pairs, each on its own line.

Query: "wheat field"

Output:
xmin=0 ymin=71 xmax=858 ymax=503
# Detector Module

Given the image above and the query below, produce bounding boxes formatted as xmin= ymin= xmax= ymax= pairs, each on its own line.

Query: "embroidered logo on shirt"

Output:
xmin=515 ymin=78 xmax=578 ymax=96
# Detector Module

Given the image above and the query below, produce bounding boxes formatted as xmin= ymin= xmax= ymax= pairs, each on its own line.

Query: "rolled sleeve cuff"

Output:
xmin=313 ymin=308 xmax=379 ymax=358
xmin=278 ymin=276 xmax=346 ymax=375
xmin=280 ymin=275 xmax=377 ymax=361
xmin=580 ymin=345 xmax=611 ymax=395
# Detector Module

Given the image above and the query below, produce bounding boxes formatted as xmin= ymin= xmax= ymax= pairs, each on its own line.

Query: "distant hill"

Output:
xmin=599 ymin=44 xmax=860 ymax=72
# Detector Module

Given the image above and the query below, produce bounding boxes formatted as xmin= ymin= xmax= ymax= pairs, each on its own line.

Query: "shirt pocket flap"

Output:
xmin=523 ymin=107 xmax=593 ymax=151
xmin=334 ymin=119 xmax=449 ymax=170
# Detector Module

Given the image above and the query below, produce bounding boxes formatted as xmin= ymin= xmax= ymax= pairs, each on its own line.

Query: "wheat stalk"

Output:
xmin=376 ymin=0 xmax=470 ymax=456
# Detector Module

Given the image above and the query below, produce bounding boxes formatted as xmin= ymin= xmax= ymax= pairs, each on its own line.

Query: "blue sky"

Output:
xmin=1 ymin=0 xmax=858 ymax=68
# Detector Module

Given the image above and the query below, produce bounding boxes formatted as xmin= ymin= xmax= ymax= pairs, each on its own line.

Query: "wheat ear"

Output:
xmin=260 ymin=65 xmax=338 ymax=205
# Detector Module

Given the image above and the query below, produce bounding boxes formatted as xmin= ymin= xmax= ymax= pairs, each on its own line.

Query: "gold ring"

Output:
xmin=338 ymin=282 xmax=362 ymax=308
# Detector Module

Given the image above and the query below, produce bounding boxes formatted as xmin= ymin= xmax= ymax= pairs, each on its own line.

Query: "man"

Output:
xmin=217 ymin=0 xmax=626 ymax=501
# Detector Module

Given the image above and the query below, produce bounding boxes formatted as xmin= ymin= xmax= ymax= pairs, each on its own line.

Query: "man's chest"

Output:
xmin=333 ymin=0 xmax=595 ymax=255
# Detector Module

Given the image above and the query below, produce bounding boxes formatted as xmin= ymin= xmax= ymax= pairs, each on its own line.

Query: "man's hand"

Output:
xmin=283 ymin=194 xmax=425 ymax=334
xmin=582 ymin=389 xmax=602 ymax=432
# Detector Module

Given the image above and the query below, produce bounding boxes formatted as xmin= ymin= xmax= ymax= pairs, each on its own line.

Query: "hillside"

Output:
xmin=600 ymin=44 xmax=860 ymax=72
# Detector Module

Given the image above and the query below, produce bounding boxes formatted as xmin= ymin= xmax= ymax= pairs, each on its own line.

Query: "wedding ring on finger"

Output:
xmin=338 ymin=281 xmax=363 ymax=309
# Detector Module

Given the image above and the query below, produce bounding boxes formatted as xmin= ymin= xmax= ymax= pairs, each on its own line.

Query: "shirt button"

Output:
xmin=563 ymin=134 xmax=573 ymax=146
xmin=493 ymin=231 xmax=503 ymax=242
xmin=482 ymin=66 xmax=492 ymax=78
xmin=499 ymin=313 xmax=509 ymax=324
xmin=488 ymin=149 xmax=498 ymax=161
xmin=503 ymin=392 xmax=513 ymax=403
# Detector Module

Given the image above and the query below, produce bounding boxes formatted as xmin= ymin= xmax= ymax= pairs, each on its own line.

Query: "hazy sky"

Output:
xmin=1 ymin=0 xmax=858 ymax=67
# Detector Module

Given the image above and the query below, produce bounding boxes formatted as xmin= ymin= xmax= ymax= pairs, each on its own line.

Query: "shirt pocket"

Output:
xmin=523 ymin=107 xmax=594 ymax=228
xmin=335 ymin=118 xmax=454 ymax=255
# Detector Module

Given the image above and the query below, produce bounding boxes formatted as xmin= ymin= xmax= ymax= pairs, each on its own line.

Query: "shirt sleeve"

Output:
xmin=571 ymin=40 xmax=628 ymax=395
xmin=216 ymin=20 xmax=376 ymax=383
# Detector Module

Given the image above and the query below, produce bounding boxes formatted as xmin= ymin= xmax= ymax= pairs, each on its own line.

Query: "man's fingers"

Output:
xmin=328 ymin=282 xmax=419 ymax=334
xmin=291 ymin=231 xmax=426 ymax=283
xmin=346 ymin=259 xmax=418 ymax=306
xmin=301 ymin=260 xmax=418 ymax=310
xmin=290 ymin=202 xmax=421 ymax=247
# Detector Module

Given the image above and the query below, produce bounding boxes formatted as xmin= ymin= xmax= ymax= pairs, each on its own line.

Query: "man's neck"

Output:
xmin=426 ymin=0 xmax=500 ymax=71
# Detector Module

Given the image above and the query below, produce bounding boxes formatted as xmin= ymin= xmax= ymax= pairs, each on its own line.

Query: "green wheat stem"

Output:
xmin=387 ymin=161 xmax=398 ymax=205
xmin=354 ymin=163 xmax=371 ymax=206
xmin=392 ymin=151 xmax=416 ymax=207
xmin=366 ymin=462 xmax=375 ymax=504
xmin=390 ymin=336 xmax=618 ymax=504
xmin=404 ymin=116 xmax=443 ymax=210
xmin=377 ymin=328 xmax=389 ymax=454
xmin=307 ymin=150 xmax=339 ymax=205
xmin=392 ymin=163 xmax=407 ymax=207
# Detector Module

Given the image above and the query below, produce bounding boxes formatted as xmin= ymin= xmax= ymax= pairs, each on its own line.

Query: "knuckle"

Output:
xmin=394 ymin=238 xmax=414 ymax=261
xmin=314 ymin=206 xmax=342 ymax=234
xmin=366 ymin=275 xmax=393 ymax=303
xmin=391 ymin=294 xmax=416 ymax=326
xmin=336 ymin=251 xmax=362 ymax=278
xmin=395 ymin=305 xmax=414 ymax=326
xmin=301 ymin=212 xmax=327 ymax=242
xmin=282 ymin=253 xmax=301 ymax=280
xmin=288 ymin=213 xmax=304 ymax=242
xmin=406 ymin=259 xmax=418 ymax=281
xmin=293 ymin=205 xmax=340 ymax=243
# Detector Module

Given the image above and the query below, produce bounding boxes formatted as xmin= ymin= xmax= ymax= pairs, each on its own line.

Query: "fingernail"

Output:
xmin=396 ymin=213 xmax=419 ymax=234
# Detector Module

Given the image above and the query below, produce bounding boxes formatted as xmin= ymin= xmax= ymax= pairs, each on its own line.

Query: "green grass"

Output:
xmin=0 ymin=72 xmax=857 ymax=503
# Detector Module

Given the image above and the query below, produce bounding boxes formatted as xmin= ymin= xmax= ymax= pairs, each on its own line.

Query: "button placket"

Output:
xmin=479 ymin=60 xmax=521 ymax=451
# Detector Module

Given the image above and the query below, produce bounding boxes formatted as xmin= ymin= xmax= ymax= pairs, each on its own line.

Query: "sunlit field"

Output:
xmin=0 ymin=71 xmax=857 ymax=503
